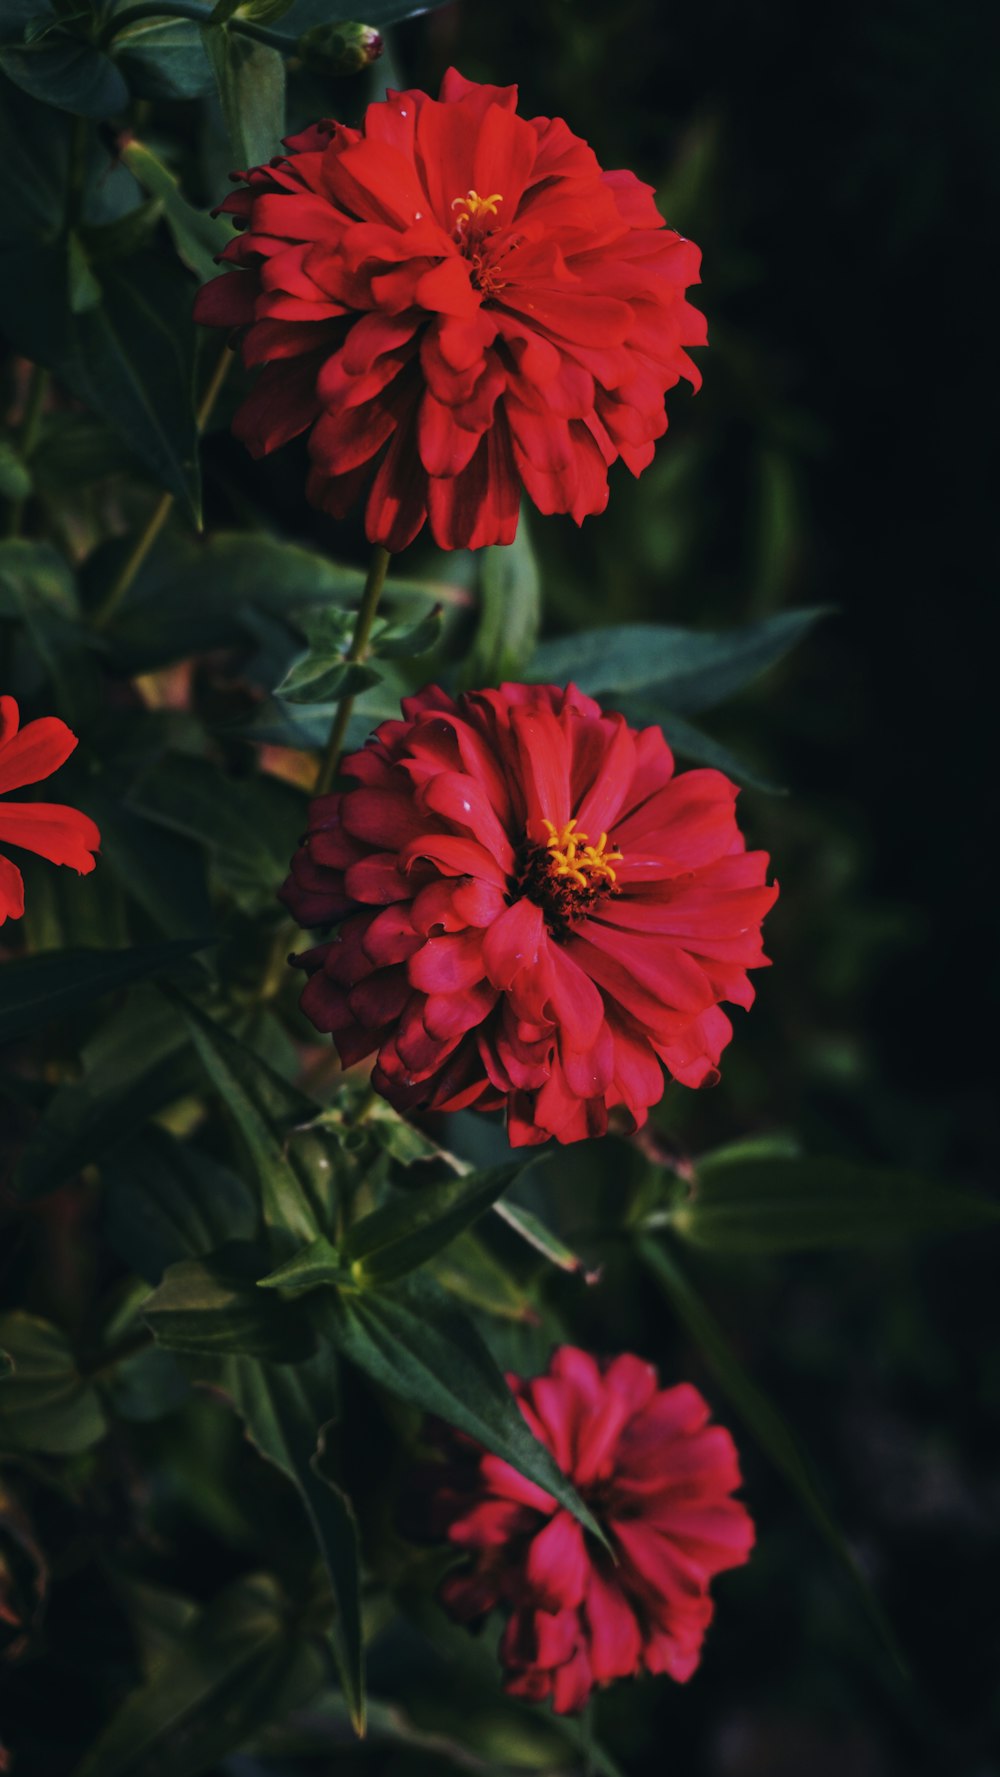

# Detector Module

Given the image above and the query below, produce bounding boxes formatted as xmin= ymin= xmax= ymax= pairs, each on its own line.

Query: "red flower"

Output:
xmin=0 ymin=697 xmax=100 ymax=925
xmin=280 ymin=683 xmax=776 ymax=1147
xmin=423 ymin=1346 xmax=754 ymax=1712
xmin=194 ymin=68 xmax=705 ymax=551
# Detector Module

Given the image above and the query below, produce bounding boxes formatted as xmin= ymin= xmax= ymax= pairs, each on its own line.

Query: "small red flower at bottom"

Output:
xmin=0 ymin=697 xmax=100 ymax=925
xmin=422 ymin=1346 xmax=754 ymax=1712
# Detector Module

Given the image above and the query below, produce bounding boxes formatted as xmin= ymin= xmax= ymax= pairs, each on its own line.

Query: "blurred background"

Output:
xmin=3 ymin=1 xmax=997 ymax=1773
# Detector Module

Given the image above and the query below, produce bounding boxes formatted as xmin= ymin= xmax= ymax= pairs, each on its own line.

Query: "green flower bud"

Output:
xmin=296 ymin=20 xmax=384 ymax=76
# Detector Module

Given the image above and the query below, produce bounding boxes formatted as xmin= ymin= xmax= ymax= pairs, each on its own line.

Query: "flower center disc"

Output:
xmin=451 ymin=190 xmax=507 ymax=295
xmin=520 ymin=818 xmax=623 ymax=932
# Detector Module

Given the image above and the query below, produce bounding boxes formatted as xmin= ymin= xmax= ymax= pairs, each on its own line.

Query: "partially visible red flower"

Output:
xmin=0 ymin=697 xmax=100 ymax=925
xmin=422 ymin=1346 xmax=754 ymax=1712
xmin=280 ymin=682 xmax=776 ymax=1147
xmin=194 ymin=68 xmax=705 ymax=551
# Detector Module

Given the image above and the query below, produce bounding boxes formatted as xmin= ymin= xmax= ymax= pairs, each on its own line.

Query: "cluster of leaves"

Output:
xmin=1 ymin=9 xmax=996 ymax=1776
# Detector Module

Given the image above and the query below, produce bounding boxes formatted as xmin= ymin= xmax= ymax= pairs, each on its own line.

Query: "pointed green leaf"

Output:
xmin=668 ymin=1156 xmax=1000 ymax=1254
xmin=143 ymin=1248 xmax=316 ymax=1361
xmin=343 ymin=1159 xmax=542 ymax=1287
xmin=200 ymin=23 xmax=284 ymax=170
xmin=75 ymin=1573 xmax=326 ymax=1777
xmin=528 ymin=607 xmax=831 ymax=713
xmin=163 ymin=989 xmax=321 ymax=1245
xmin=493 ymin=1198 xmax=599 ymax=1280
xmin=638 ymin=1237 xmax=907 ymax=1675
xmin=324 ymin=1278 xmax=606 ymax=1545
xmin=218 ymin=1351 xmax=364 ymax=1732
xmin=258 ymin=1237 xmax=344 ymax=1299
xmin=0 ymin=1312 xmax=106 ymax=1455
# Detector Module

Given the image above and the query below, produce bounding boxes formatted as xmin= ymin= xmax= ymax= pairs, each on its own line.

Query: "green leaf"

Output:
xmin=429 ymin=1229 xmax=537 ymax=1323
xmin=0 ymin=1312 xmax=106 ymax=1455
xmin=462 ymin=517 xmax=540 ymax=687
xmin=201 ymin=22 xmax=285 ymax=170
xmin=111 ymin=17 xmax=216 ymax=102
xmin=528 ymin=607 xmax=831 ymax=713
xmin=0 ymin=940 xmax=207 ymax=1047
xmin=103 ymin=1127 xmax=259 ymax=1283
xmin=493 ymin=1197 xmax=599 ymax=1280
xmin=325 ymin=1278 xmax=605 ymax=1543
xmin=666 ymin=1156 xmax=1000 ymax=1254
xmin=144 ymin=1247 xmax=316 ymax=1360
xmin=218 ymin=1352 xmax=364 ymax=1732
xmin=638 ymin=1237 xmax=907 ymax=1675
xmin=164 ymin=989 xmax=321 ymax=1246
xmin=120 ymin=139 xmax=232 ymax=283
xmin=0 ymin=438 xmax=32 ymax=500
xmin=0 ymin=5 xmax=130 ymax=119
xmin=0 ymin=241 xmax=201 ymax=522
xmin=258 ymin=1237 xmax=343 ymax=1299
xmin=75 ymin=1573 xmax=326 ymax=1777
xmin=372 ymin=604 xmax=444 ymax=660
xmin=344 ymin=1159 xmax=541 ymax=1287
xmin=276 ymin=655 xmax=381 ymax=707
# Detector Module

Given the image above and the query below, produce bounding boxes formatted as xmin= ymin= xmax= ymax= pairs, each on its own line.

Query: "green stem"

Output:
xmin=101 ymin=1 xmax=294 ymax=50
xmin=4 ymin=363 xmax=49 ymax=539
xmin=92 ymin=347 xmax=230 ymax=631
xmin=313 ymin=544 xmax=391 ymax=796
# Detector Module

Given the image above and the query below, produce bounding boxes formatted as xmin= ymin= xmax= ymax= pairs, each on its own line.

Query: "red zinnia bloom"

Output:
xmin=194 ymin=68 xmax=706 ymax=551
xmin=423 ymin=1346 xmax=754 ymax=1712
xmin=0 ymin=697 xmax=100 ymax=925
xmin=280 ymin=682 xmax=776 ymax=1147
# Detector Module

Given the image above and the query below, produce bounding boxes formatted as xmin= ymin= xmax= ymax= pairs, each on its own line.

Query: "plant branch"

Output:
xmin=314 ymin=544 xmax=391 ymax=796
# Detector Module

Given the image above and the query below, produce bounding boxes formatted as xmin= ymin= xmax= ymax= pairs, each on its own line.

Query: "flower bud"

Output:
xmin=295 ymin=21 xmax=383 ymax=76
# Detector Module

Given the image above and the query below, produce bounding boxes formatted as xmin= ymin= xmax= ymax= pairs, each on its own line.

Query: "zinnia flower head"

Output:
xmin=0 ymin=697 xmax=100 ymax=925
xmin=421 ymin=1346 xmax=754 ymax=1712
xmin=280 ymin=682 xmax=776 ymax=1147
xmin=194 ymin=68 xmax=706 ymax=551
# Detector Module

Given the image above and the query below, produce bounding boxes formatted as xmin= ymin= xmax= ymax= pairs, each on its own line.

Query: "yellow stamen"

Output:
xmin=541 ymin=818 xmax=623 ymax=893
xmin=451 ymin=189 xmax=503 ymax=233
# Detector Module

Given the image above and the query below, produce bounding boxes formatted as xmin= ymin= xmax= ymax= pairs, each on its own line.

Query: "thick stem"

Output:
xmin=92 ymin=348 xmax=230 ymax=631
xmin=4 ymin=363 xmax=49 ymax=539
xmin=313 ymin=544 xmax=391 ymax=797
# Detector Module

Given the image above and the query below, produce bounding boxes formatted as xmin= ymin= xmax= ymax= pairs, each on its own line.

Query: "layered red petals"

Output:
xmin=195 ymin=68 xmax=705 ymax=550
xmin=423 ymin=1346 xmax=754 ymax=1712
xmin=280 ymin=682 xmax=776 ymax=1148
xmin=0 ymin=696 xmax=100 ymax=926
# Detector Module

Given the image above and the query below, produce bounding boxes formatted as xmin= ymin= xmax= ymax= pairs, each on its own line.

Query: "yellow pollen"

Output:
xmin=451 ymin=189 xmax=503 ymax=234
xmin=541 ymin=818 xmax=623 ymax=893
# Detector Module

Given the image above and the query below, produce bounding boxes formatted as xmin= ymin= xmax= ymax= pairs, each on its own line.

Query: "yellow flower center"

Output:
xmin=519 ymin=819 xmax=623 ymax=933
xmin=541 ymin=819 xmax=623 ymax=891
xmin=451 ymin=189 xmax=504 ymax=235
